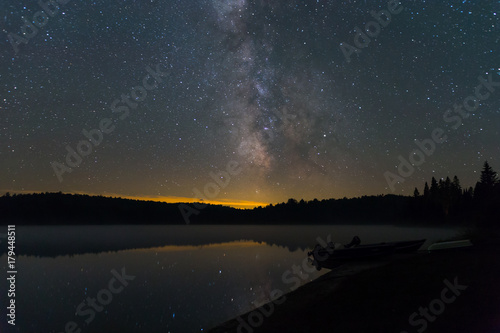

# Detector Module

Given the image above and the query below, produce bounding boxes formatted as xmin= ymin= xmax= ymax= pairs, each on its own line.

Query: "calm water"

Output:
xmin=0 ymin=225 xmax=461 ymax=332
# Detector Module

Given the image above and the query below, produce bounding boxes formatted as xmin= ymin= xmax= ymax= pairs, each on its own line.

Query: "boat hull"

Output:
xmin=427 ymin=239 xmax=472 ymax=252
xmin=309 ymin=239 xmax=426 ymax=270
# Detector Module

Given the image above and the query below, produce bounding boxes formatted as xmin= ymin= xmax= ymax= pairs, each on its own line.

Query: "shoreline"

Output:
xmin=209 ymin=242 xmax=500 ymax=332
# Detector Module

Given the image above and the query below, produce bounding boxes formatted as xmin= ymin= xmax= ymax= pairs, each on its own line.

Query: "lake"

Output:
xmin=0 ymin=225 xmax=462 ymax=332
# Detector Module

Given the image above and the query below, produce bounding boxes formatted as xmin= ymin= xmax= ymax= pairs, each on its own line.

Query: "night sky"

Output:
xmin=1 ymin=0 xmax=499 ymax=208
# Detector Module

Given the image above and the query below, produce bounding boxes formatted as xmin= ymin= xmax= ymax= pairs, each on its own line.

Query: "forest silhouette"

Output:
xmin=1 ymin=161 xmax=499 ymax=226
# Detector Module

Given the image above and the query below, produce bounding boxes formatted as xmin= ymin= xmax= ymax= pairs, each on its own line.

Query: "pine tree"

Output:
xmin=462 ymin=186 xmax=473 ymax=203
xmin=441 ymin=177 xmax=452 ymax=216
xmin=438 ymin=178 xmax=444 ymax=189
xmin=452 ymin=176 xmax=461 ymax=193
xmin=423 ymin=182 xmax=430 ymax=198
xmin=474 ymin=161 xmax=500 ymax=226
xmin=430 ymin=177 xmax=438 ymax=200
xmin=450 ymin=175 xmax=462 ymax=211
xmin=480 ymin=161 xmax=498 ymax=187
xmin=475 ymin=161 xmax=499 ymax=201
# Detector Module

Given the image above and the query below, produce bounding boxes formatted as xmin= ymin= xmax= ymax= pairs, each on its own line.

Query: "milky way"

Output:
xmin=0 ymin=0 xmax=499 ymax=204
xmin=207 ymin=0 xmax=364 ymax=200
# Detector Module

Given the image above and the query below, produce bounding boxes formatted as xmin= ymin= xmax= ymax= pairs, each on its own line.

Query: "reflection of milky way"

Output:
xmin=210 ymin=0 xmax=355 ymax=182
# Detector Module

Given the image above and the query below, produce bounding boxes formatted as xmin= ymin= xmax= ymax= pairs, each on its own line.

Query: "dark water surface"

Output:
xmin=0 ymin=225 xmax=460 ymax=332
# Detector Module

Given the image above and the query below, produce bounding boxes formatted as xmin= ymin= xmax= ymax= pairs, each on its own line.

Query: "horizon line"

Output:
xmin=0 ymin=189 xmax=416 ymax=209
xmin=0 ymin=190 xmax=272 ymax=209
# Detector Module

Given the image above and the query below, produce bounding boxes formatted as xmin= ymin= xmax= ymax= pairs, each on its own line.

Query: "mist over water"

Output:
xmin=0 ymin=225 xmax=460 ymax=332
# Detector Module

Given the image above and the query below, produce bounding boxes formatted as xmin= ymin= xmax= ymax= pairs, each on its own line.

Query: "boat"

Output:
xmin=427 ymin=239 xmax=472 ymax=252
xmin=308 ymin=238 xmax=426 ymax=270
xmin=379 ymin=239 xmax=426 ymax=253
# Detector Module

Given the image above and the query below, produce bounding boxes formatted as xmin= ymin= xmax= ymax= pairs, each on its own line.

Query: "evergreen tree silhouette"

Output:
xmin=423 ymin=182 xmax=430 ymax=199
xmin=473 ymin=161 xmax=500 ymax=227
xmin=430 ymin=177 xmax=439 ymax=202
xmin=480 ymin=161 xmax=498 ymax=186
xmin=474 ymin=161 xmax=499 ymax=201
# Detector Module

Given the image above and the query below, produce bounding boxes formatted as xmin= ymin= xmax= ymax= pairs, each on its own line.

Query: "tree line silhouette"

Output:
xmin=1 ymin=161 xmax=498 ymax=226
xmin=409 ymin=161 xmax=499 ymax=226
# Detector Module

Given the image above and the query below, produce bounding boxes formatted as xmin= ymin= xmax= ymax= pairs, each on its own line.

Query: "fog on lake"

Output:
xmin=0 ymin=225 xmax=461 ymax=332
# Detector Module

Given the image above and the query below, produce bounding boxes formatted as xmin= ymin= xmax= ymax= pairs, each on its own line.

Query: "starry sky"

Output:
xmin=1 ymin=0 xmax=499 ymax=207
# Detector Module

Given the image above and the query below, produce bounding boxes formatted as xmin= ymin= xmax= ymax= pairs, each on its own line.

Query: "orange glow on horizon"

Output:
xmin=119 ymin=195 xmax=271 ymax=209
xmin=0 ymin=189 xmax=271 ymax=209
